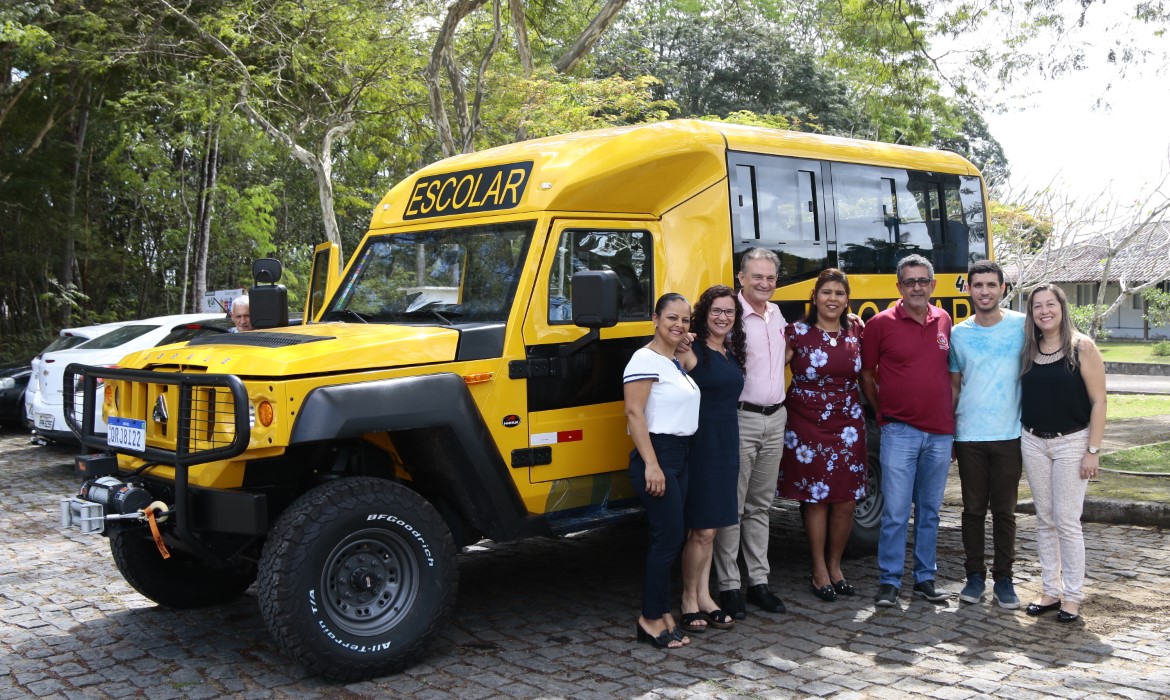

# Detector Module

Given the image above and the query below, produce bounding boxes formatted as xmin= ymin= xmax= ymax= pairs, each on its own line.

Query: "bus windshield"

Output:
xmin=322 ymin=221 xmax=535 ymax=325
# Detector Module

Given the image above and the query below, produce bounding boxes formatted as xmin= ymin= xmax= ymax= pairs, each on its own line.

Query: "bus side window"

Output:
xmin=548 ymin=230 xmax=652 ymax=323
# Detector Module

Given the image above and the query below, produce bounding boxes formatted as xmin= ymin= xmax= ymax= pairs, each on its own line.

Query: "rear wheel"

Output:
xmin=257 ymin=477 xmax=458 ymax=681
xmin=846 ymin=451 xmax=882 ymax=557
xmin=109 ymin=529 xmax=254 ymax=608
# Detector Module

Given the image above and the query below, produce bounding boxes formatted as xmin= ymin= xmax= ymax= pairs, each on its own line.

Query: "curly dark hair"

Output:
xmin=691 ymin=285 xmax=747 ymax=375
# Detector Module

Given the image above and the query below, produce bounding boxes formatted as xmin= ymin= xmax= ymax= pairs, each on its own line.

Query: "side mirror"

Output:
xmin=571 ymin=270 xmax=619 ymax=329
xmin=250 ymin=258 xmax=289 ymax=329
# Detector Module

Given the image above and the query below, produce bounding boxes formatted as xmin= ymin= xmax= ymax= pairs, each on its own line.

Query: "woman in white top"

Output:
xmin=624 ymin=292 xmax=701 ymax=649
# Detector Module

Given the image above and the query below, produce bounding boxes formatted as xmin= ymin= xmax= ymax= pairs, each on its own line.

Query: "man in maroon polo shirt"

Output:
xmin=859 ymin=254 xmax=955 ymax=608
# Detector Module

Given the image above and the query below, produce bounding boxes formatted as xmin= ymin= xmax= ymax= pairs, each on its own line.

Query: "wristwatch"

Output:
xmin=1087 ymin=446 xmax=1100 ymax=455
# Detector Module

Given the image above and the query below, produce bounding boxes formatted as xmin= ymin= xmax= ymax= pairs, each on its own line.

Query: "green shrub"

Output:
xmin=1068 ymin=305 xmax=1112 ymax=340
xmin=1153 ymin=340 xmax=1170 ymax=357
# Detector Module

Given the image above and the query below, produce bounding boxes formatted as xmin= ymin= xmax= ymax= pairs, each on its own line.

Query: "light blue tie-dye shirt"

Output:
xmin=948 ymin=310 xmax=1027 ymax=441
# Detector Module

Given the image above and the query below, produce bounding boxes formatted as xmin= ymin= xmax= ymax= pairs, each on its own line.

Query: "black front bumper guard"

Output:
xmin=63 ymin=365 xmax=254 ymax=563
xmin=63 ymin=364 xmax=250 ymax=466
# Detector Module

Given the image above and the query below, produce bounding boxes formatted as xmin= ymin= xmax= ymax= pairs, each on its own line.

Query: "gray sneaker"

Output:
xmin=912 ymin=580 xmax=950 ymax=603
xmin=874 ymin=584 xmax=899 ymax=607
xmin=960 ymin=574 xmax=985 ymax=604
xmin=993 ymin=578 xmax=1021 ymax=609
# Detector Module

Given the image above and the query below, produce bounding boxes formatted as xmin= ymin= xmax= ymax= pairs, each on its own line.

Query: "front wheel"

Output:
xmin=257 ymin=478 xmax=458 ymax=681
xmin=109 ymin=528 xmax=254 ymax=608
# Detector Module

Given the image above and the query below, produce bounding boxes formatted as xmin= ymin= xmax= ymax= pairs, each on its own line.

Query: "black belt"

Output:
xmin=738 ymin=401 xmax=783 ymax=416
xmin=1023 ymin=425 xmax=1087 ymax=439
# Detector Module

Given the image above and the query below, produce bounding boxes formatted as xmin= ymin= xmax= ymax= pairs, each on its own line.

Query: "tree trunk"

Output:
xmin=553 ymin=0 xmax=630 ymax=74
xmin=192 ymin=122 xmax=221 ymax=310
xmin=427 ymin=0 xmax=490 ymax=158
xmin=58 ymin=83 xmax=90 ymax=327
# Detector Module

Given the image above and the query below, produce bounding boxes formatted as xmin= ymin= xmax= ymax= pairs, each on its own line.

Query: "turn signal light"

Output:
xmin=257 ymin=400 xmax=274 ymax=427
xmin=463 ymin=372 xmax=494 ymax=385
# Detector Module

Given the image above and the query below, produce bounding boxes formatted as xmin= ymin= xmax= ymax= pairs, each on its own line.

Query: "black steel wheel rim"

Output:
xmin=322 ymin=528 xmax=419 ymax=636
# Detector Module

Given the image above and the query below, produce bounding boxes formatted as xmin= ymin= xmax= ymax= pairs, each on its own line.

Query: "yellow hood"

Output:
xmin=121 ymin=324 xmax=461 ymax=376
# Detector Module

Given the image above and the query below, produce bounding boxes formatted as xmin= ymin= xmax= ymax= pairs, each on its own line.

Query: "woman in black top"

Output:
xmin=1019 ymin=284 xmax=1106 ymax=623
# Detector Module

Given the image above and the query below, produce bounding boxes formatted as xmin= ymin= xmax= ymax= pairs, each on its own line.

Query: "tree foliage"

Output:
xmin=3 ymin=0 xmax=1165 ymax=360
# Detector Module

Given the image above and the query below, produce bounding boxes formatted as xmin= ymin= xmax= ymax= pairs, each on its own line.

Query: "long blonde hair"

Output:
xmin=1022 ymin=283 xmax=1084 ymax=375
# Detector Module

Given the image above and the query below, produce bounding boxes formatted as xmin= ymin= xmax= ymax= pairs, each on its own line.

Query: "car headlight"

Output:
xmin=0 ymin=378 xmax=14 ymax=390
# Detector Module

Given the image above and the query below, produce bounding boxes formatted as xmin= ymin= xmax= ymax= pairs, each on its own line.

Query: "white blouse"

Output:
xmin=623 ymin=348 xmax=701 ymax=436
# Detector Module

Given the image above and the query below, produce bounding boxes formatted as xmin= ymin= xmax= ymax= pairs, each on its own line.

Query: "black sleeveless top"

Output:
xmin=1020 ymin=344 xmax=1091 ymax=433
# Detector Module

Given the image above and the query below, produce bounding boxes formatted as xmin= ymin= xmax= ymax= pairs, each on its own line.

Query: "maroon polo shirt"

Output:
xmin=860 ymin=300 xmax=955 ymax=435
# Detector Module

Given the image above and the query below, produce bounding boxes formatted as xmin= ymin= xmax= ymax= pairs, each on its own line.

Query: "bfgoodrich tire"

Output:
xmin=109 ymin=529 xmax=254 ymax=608
xmin=257 ymin=477 xmax=458 ymax=681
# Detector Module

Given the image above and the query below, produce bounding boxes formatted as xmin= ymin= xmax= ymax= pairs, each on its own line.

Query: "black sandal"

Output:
xmin=680 ymin=612 xmax=708 ymax=633
xmin=636 ymin=622 xmax=678 ymax=648
xmin=832 ymin=579 xmax=855 ymax=596
xmin=701 ymin=608 xmax=735 ymax=629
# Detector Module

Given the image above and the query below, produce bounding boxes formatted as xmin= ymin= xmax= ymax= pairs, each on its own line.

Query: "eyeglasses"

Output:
xmin=709 ymin=308 xmax=736 ymax=317
xmin=899 ymin=277 xmax=933 ymax=288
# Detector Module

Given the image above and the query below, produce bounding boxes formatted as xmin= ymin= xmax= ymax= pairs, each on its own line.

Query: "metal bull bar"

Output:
xmin=63 ymin=365 xmax=253 ymax=565
xmin=63 ymin=364 xmax=251 ymax=466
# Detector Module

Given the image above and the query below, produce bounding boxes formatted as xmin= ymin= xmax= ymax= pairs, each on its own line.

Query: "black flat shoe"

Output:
xmin=1057 ymin=609 xmax=1080 ymax=623
xmin=832 ymin=579 xmax=855 ymax=596
xmin=810 ymin=576 xmax=837 ymax=602
xmin=1025 ymin=600 xmax=1061 ymax=616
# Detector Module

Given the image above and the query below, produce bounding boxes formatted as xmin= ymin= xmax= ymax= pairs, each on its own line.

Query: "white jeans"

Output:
xmin=1021 ymin=431 xmax=1089 ymax=604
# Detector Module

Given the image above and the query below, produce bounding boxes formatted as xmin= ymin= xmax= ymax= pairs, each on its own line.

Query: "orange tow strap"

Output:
xmin=145 ymin=508 xmax=171 ymax=559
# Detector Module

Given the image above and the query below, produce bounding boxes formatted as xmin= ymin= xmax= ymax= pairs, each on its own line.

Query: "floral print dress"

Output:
xmin=778 ymin=321 xmax=868 ymax=504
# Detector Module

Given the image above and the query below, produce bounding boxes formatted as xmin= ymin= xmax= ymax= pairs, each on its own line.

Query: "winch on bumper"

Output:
xmin=58 ymin=365 xmax=262 ymax=553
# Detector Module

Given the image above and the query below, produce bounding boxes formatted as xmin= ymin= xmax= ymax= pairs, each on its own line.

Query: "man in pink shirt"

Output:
xmin=715 ymin=248 xmax=788 ymax=618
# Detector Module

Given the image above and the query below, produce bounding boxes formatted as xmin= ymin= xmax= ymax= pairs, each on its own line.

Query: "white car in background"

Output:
xmin=24 ymin=321 xmax=135 ymax=431
xmin=31 ymin=313 xmax=224 ymax=444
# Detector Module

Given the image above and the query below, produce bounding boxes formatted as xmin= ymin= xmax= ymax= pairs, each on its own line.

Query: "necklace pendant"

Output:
xmin=829 ymin=338 xmax=838 ymax=347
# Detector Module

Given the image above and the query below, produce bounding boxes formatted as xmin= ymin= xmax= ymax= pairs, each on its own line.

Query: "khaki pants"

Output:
xmin=714 ymin=406 xmax=786 ymax=591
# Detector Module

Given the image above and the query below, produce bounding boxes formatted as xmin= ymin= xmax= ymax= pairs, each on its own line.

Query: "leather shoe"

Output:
xmin=746 ymin=584 xmax=786 ymax=613
xmin=1057 ymin=609 xmax=1080 ymax=623
xmin=719 ymin=589 xmax=747 ymax=620
xmin=1025 ymin=600 xmax=1061 ymax=616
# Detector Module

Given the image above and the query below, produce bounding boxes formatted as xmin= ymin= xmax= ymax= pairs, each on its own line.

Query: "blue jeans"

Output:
xmin=877 ymin=422 xmax=954 ymax=587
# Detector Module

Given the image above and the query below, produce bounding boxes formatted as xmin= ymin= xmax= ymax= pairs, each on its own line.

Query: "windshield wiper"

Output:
xmin=399 ymin=307 xmax=462 ymax=325
xmin=326 ymin=308 xmax=370 ymax=323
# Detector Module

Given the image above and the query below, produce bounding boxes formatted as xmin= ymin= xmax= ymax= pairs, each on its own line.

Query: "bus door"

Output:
xmin=517 ymin=221 xmax=656 ymax=500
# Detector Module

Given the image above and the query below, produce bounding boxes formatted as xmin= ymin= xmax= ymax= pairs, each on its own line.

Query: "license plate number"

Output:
xmin=107 ymin=417 xmax=146 ymax=452
xmin=36 ymin=413 xmax=54 ymax=430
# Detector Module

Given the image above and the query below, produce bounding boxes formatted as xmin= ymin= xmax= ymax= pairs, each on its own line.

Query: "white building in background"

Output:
xmin=1005 ymin=222 xmax=1170 ymax=340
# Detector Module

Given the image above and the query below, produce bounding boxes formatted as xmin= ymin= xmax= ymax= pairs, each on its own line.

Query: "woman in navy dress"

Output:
xmin=779 ymin=268 xmax=867 ymax=602
xmin=676 ymin=285 xmax=746 ymax=632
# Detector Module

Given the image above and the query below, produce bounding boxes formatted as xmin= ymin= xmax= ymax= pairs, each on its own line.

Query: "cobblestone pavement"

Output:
xmin=2 ymin=430 xmax=1169 ymax=699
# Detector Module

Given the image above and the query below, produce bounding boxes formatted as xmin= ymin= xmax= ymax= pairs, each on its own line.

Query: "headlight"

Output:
xmin=0 ymin=378 xmax=14 ymax=390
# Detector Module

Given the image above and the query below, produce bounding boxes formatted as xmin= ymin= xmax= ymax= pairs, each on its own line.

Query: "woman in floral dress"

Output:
xmin=778 ymin=268 xmax=867 ymax=603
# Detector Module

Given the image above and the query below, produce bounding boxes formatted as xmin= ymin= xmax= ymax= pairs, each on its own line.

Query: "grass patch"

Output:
xmin=1108 ymin=394 xmax=1170 ymax=420
xmin=1097 ymin=340 xmax=1170 ymax=364
xmin=1100 ymin=442 xmax=1170 ymax=474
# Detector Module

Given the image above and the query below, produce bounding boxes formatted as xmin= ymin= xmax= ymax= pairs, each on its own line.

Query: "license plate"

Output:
xmin=36 ymin=413 xmax=54 ymax=430
xmin=107 ymin=417 xmax=146 ymax=452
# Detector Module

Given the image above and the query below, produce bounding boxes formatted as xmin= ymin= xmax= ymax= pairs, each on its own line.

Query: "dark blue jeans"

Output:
xmin=629 ymin=433 xmax=690 ymax=620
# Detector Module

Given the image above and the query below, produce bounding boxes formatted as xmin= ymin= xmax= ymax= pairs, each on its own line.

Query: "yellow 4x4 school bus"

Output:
xmin=62 ymin=119 xmax=989 ymax=680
